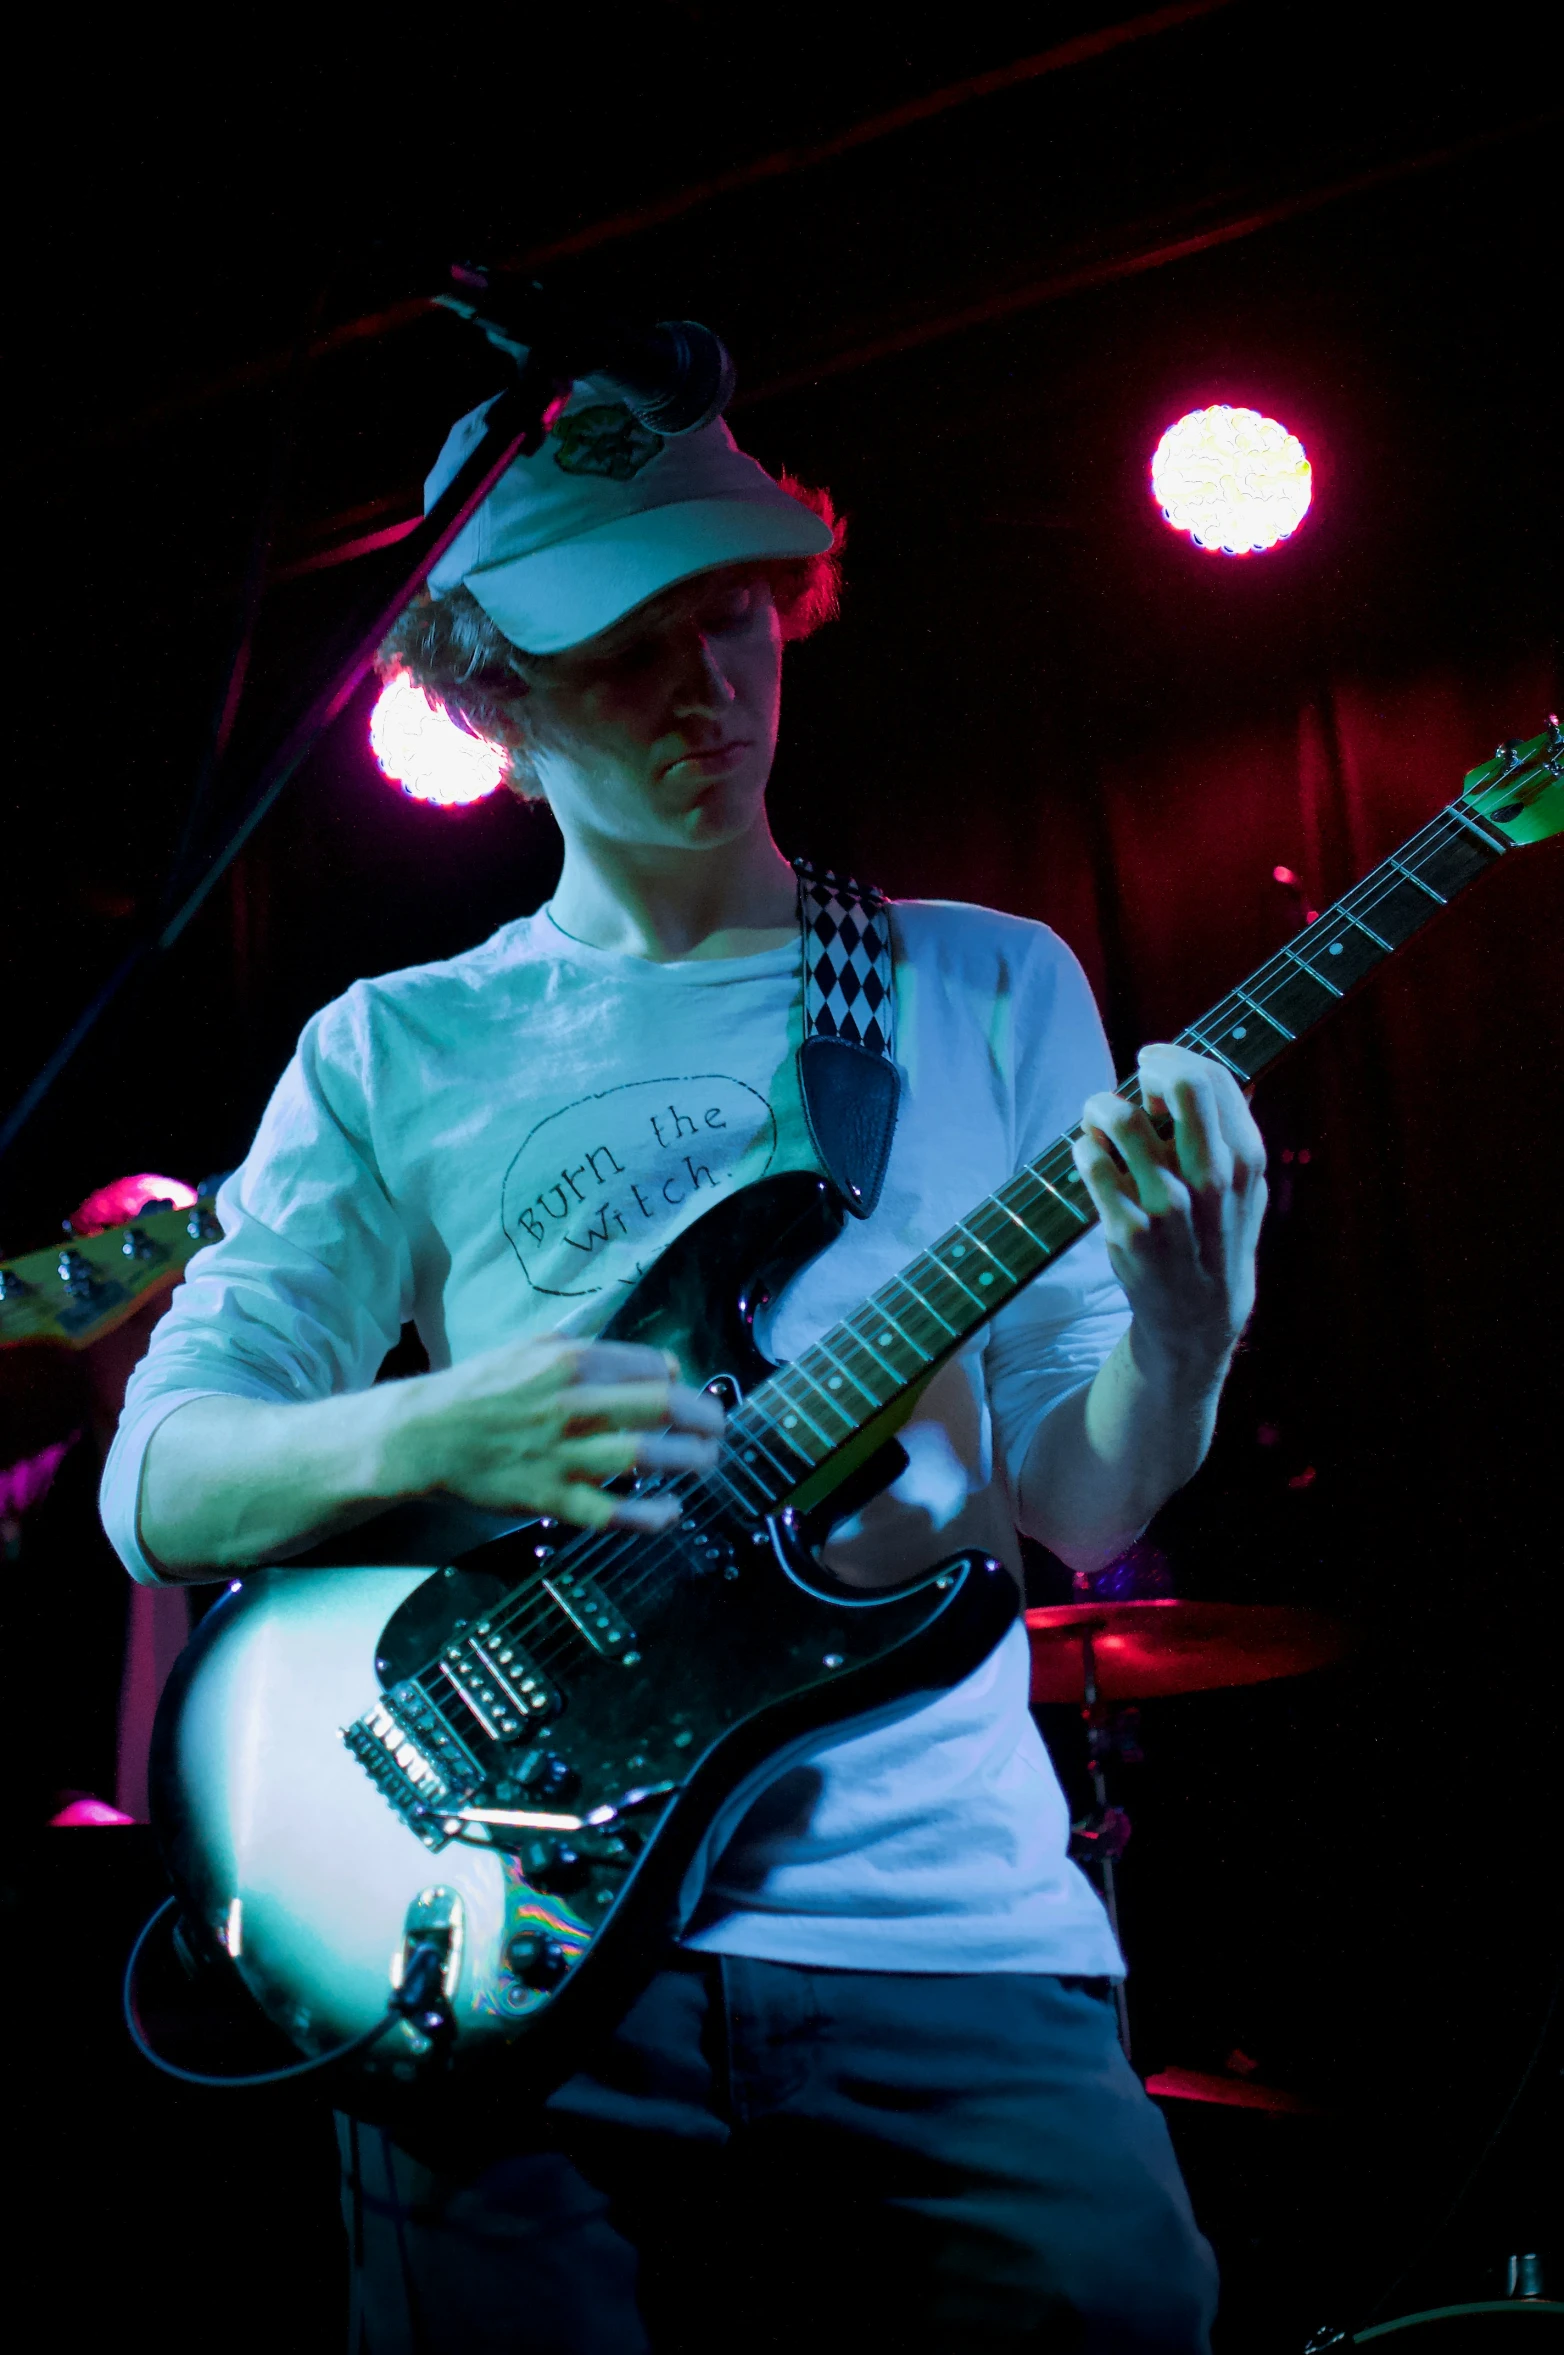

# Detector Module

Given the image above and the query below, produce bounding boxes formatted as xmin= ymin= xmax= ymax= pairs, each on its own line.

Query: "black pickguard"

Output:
xmin=184 ymin=1173 xmax=1017 ymax=2135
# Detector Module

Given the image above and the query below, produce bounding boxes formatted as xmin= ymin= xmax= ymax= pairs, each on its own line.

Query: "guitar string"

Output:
xmin=487 ymin=799 xmax=1497 ymax=1645
xmin=417 ymin=797 xmax=1502 ymax=1703
xmin=435 ymin=797 xmax=1501 ymax=1696
xmin=410 ymin=800 xmax=1507 ymax=1714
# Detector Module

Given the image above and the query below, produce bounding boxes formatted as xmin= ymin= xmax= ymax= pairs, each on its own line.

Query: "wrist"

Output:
xmin=353 ymin=1374 xmax=445 ymax=1504
xmin=1126 ymin=1314 xmax=1237 ymax=1396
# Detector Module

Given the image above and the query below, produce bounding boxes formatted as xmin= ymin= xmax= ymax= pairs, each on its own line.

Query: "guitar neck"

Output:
xmin=702 ymin=732 xmax=1559 ymax=1525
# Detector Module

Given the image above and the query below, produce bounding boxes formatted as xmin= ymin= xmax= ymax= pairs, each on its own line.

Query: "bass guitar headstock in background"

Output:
xmin=0 ymin=1197 xmax=221 ymax=1351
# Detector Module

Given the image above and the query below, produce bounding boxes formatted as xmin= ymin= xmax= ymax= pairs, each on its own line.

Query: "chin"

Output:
xmin=676 ymin=778 xmax=770 ymax=844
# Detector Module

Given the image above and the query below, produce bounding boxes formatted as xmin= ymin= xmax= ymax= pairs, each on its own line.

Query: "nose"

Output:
xmin=670 ymin=628 xmax=737 ymax=719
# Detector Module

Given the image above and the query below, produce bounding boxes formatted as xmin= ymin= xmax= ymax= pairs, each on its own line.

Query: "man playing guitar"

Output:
xmin=103 ymin=379 xmax=1265 ymax=2352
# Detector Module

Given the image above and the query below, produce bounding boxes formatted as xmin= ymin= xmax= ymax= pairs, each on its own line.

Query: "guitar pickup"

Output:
xmin=438 ymin=1628 xmax=560 ymax=1743
xmin=540 ymin=1567 xmax=637 ymax=1658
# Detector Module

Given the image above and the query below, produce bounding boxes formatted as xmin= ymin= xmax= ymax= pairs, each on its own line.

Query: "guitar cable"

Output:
xmin=123 ymin=1896 xmax=439 ymax=2090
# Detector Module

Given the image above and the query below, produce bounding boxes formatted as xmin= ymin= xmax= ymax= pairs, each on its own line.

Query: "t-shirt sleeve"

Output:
xmin=99 ymin=987 xmax=413 ymax=1584
xmin=981 ymin=930 xmax=1131 ymax=1535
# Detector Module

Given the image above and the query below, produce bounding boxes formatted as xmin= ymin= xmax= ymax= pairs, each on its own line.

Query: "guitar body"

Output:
xmin=150 ymin=1173 xmax=1018 ymax=2119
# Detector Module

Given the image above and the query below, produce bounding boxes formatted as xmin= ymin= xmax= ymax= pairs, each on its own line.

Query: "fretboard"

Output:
xmin=694 ymin=793 xmax=1512 ymax=1525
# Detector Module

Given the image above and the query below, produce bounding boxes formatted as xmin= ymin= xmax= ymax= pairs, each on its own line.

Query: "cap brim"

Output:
xmin=461 ymin=493 xmax=834 ymax=654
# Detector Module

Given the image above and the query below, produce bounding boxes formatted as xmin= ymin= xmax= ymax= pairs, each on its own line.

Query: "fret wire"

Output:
xmin=906 ymin=1259 xmax=983 ymax=1332
xmin=971 ymin=1191 xmax=1052 ymax=1262
xmin=773 ymin=1357 xmax=861 ymax=1441
xmin=1179 ymin=1020 xmax=1253 ymax=1076
xmin=900 ymin=1253 xmax=970 ymax=1320
xmin=858 ymin=1295 xmax=924 ymax=1350
xmin=1443 ymin=801 xmax=1509 ymax=853
xmin=948 ymin=1220 xmax=1015 ymax=1297
xmin=1278 ymin=944 xmax=1344 ymax=999
xmin=799 ymin=1330 xmax=884 ymax=1411
xmin=725 ymin=1416 xmax=809 ymax=1491
xmin=882 ymin=1269 xmax=959 ymax=1341
xmin=823 ymin=1324 xmax=904 ymax=1399
xmin=988 ymin=1194 xmax=1052 ymax=1254
xmin=1029 ymin=1142 xmax=1090 ymax=1191
xmin=1337 ymin=904 xmax=1393 ymax=951
xmin=923 ymin=1234 xmax=993 ymax=1309
xmin=1019 ymin=1166 xmax=1092 ymax=1229
xmin=823 ymin=1331 xmax=900 ymax=1403
xmin=844 ymin=1306 xmax=919 ymax=1379
xmin=1232 ymin=983 xmax=1295 ymax=1040
xmin=747 ymin=1383 xmax=834 ymax=1457
xmin=925 ymin=1251 xmax=992 ymax=1313
xmin=934 ymin=1226 xmax=1014 ymax=1309
xmin=1386 ymin=852 xmax=1446 ymax=904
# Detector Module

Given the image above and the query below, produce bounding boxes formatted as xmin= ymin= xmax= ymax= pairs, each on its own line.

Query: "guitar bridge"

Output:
xmin=343 ymin=1690 xmax=485 ymax=1851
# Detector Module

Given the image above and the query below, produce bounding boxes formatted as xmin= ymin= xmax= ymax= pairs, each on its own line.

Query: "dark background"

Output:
xmin=5 ymin=5 xmax=1560 ymax=2347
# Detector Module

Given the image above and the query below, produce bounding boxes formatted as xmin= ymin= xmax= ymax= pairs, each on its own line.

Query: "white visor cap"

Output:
xmin=423 ymin=379 xmax=833 ymax=655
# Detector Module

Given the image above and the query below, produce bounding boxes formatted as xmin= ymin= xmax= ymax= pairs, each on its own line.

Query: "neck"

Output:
xmin=547 ymin=813 xmax=798 ymax=961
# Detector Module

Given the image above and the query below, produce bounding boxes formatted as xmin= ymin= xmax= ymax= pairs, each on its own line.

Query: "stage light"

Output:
xmin=1151 ymin=405 xmax=1312 ymax=556
xmin=368 ymin=670 xmax=507 ymax=807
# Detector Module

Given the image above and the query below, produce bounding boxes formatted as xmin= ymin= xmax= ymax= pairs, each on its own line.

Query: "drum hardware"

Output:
xmin=1027 ymin=1601 xmax=1354 ymax=2067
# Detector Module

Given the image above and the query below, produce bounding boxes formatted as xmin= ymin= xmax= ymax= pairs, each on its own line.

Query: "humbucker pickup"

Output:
xmin=540 ymin=1568 xmax=637 ymax=1658
xmin=438 ymin=1626 xmax=560 ymax=1742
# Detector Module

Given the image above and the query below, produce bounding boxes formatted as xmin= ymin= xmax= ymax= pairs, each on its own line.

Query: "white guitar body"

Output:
xmin=155 ymin=1569 xmax=581 ymax=2081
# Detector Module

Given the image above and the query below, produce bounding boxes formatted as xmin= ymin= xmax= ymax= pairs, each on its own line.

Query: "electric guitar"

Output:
xmin=147 ymin=724 xmax=1560 ymax=2120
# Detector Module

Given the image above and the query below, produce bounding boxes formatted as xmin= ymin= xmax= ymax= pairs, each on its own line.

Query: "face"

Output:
xmin=521 ymin=569 xmax=783 ymax=851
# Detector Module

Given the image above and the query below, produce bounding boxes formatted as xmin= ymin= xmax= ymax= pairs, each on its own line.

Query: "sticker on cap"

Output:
xmin=551 ymin=404 xmax=664 ymax=483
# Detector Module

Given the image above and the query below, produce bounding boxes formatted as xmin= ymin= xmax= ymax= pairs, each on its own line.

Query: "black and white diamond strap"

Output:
xmin=792 ymin=857 xmax=896 ymax=1061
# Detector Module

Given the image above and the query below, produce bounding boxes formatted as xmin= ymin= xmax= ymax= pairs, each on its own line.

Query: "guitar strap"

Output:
xmin=792 ymin=856 xmax=901 ymax=1220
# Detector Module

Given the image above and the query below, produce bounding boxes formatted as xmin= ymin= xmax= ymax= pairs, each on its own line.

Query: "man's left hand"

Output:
xmin=1072 ymin=1044 xmax=1268 ymax=1372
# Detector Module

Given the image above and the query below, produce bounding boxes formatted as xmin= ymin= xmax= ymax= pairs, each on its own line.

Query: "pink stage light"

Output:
xmin=70 ymin=1172 xmax=197 ymax=1235
xmin=369 ymin=670 xmax=507 ymax=808
xmin=1151 ymin=405 xmax=1312 ymax=556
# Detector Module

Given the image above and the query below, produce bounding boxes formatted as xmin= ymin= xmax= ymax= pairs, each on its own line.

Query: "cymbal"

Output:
xmin=1025 ymin=1600 xmax=1350 ymax=1703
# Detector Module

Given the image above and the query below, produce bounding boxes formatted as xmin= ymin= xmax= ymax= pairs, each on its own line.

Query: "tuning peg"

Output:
xmin=57 ymin=1249 xmax=101 ymax=1300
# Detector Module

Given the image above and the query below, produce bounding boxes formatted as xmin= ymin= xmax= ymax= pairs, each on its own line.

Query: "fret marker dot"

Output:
xmin=783 ymin=1414 xmax=798 ymax=1429
xmin=878 ymin=1333 xmax=894 ymax=1347
xmin=951 ymin=1245 xmax=966 ymax=1258
xmin=1231 ymin=1025 xmax=1247 ymax=1039
xmin=979 ymin=1273 xmax=994 ymax=1287
xmin=1329 ymin=942 xmax=1343 ymax=955
xmin=827 ymin=1376 xmax=843 ymax=1390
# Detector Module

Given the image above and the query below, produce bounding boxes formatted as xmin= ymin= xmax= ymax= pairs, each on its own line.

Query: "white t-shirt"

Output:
xmin=102 ymin=898 xmax=1130 ymax=1975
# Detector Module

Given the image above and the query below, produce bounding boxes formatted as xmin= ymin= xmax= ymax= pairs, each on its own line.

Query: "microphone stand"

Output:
xmin=0 ymin=338 xmax=571 ymax=1165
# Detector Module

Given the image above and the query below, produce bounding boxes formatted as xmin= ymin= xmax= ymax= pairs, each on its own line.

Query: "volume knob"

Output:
xmin=505 ymin=1933 xmax=570 ymax=1988
xmin=534 ymin=1843 xmax=590 ymax=1896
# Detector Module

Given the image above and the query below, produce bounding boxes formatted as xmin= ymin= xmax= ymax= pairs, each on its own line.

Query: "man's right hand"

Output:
xmin=388 ymin=1336 xmax=724 ymax=1532
xmin=138 ymin=1336 xmax=725 ymax=1578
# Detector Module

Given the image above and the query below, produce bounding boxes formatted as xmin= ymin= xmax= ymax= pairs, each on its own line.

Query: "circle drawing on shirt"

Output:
xmin=500 ymin=1075 xmax=777 ymax=1298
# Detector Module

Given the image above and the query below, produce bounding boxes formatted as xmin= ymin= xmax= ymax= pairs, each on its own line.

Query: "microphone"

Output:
xmin=434 ymin=268 xmax=736 ymax=436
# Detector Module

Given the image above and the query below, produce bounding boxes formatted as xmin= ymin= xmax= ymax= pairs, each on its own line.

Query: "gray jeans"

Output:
xmin=339 ymin=1954 xmax=1216 ymax=2354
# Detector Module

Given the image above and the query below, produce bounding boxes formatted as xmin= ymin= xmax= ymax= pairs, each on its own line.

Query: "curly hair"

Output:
xmin=375 ymin=475 xmax=845 ymax=799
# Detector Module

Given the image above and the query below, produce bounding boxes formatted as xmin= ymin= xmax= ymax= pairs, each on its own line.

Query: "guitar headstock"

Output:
xmin=0 ymin=1196 xmax=221 ymax=1351
xmin=1460 ymin=718 xmax=1563 ymax=847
